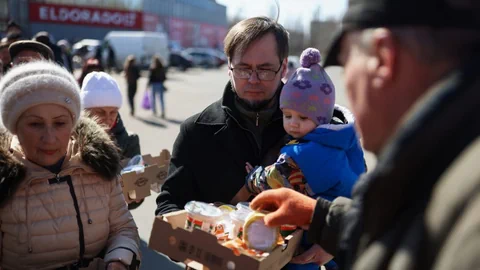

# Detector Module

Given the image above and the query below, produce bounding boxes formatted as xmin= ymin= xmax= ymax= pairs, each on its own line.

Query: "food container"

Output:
xmin=184 ymin=201 xmax=223 ymax=234
xmin=215 ymin=204 xmax=236 ymax=241
xmin=236 ymin=202 xmax=251 ymax=212
xmin=229 ymin=206 xmax=252 ymax=240
xmin=243 ymin=211 xmax=279 ymax=252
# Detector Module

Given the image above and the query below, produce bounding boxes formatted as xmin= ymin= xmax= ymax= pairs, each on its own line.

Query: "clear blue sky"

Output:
xmin=216 ymin=0 xmax=347 ymax=32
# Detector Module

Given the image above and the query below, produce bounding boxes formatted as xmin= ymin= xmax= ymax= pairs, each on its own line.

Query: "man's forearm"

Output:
xmin=307 ymin=197 xmax=352 ymax=256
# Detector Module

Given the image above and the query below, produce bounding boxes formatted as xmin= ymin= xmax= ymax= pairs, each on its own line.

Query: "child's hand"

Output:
xmin=245 ymin=162 xmax=254 ymax=173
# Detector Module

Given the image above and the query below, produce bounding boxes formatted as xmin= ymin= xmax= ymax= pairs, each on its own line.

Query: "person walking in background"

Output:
xmin=5 ymin=20 xmax=23 ymax=41
xmin=77 ymin=58 xmax=104 ymax=87
xmin=106 ymin=43 xmax=117 ymax=73
xmin=0 ymin=61 xmax=140 ymax=269
xmin=148 ymin=55 xmax=167 ymax=118
xmin=32 ymin=31 xmax=63 ymax=66
xmin=0 ymin=40 xmax=12 ymax=74
xmin=57 ymin=39 xmax=74 ymax=73
xmin=124 ymin=55 xmax=141 ymax=116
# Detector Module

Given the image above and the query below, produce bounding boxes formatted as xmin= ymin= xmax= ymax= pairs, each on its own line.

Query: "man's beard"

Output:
xmin=236 ymin=96 xmax=273 ymax=111
xmin=232 ymin=84 xmax=279 ymax=111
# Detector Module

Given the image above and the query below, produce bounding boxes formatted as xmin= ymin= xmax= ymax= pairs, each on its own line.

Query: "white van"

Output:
xmin=104 ymin=31 xmax=170 ymax=70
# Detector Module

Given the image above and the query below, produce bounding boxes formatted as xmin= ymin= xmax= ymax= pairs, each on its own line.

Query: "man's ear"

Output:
xmin=367 ymin=28 xmax=396 ymax=89
xmin=227 ymin=61 xmax=232 ymax=76
xmin=281 ymin=58 xmax=288 ymax=78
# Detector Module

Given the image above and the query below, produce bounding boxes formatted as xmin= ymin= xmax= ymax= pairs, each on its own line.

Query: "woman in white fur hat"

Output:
xmin=0 ymin=61 xmax=140 ymax=270
xmin=81 ymin=71 xmax=143 ymax=210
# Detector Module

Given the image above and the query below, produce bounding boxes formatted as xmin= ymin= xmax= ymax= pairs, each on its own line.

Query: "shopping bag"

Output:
xmin=142 ymin=88 xmax=151 ymax=110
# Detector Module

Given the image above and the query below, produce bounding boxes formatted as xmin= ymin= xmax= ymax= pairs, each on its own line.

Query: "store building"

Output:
xmin=5 ymin=0 xmax=227 ymax=48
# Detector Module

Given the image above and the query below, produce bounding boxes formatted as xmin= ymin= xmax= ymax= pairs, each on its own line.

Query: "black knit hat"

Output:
xmin=324 ymin=0 xmax=480 ymax=67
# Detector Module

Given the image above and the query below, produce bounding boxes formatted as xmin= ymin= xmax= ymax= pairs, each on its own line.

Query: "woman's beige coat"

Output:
xmin=0 ymin=117 xmax=140 ymax=269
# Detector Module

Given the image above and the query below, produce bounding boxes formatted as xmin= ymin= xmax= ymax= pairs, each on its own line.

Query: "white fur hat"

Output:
xmin=0 ymin=61 xmax=81 ymax=134
xmin=81 ymin=71 xmax=123 ymax=109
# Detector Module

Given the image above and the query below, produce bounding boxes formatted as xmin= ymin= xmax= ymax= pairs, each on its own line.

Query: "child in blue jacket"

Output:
xmin=245 ymin=48 xmax=366 ymax=270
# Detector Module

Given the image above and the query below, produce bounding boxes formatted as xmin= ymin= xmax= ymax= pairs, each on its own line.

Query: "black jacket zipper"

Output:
xmin=225 ymin=109 xmax=283 ymax=159
xmin=65 ymin=175 xmax=85 ymax=262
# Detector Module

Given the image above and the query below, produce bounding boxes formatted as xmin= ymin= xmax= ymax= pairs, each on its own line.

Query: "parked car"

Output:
xmin=169 ymin=51 xmax=193 ymax=71
xmin=72 ymin=39 xmax=103 ymax=68
xmin=183 ymin=48 xmax=225 ymax=68
xmin=212 ymin=49 xmax=227 ymax=66
xmin=168 ymin=40 xmax=183 ymax=53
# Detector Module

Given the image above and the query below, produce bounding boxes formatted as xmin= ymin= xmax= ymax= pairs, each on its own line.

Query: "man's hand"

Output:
xmin=250 ymin=188 xmax=316 ymax=227
xmin=245 ymin=162 xmax=254 ymax=173
xmin=106 ymin=261 xmax=128 ymax=270
xmin=290 ymin=244 xmax=333 ymax=266
xmin=126 ymin=192 xmax=143 ymax=205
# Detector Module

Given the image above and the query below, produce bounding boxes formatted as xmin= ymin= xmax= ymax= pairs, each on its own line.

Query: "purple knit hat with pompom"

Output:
xmin=280 ymin=48 xmax=335 ymax=125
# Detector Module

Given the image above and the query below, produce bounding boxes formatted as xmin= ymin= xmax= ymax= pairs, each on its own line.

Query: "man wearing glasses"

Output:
xmin=156 ymin=16 xmax=352 ymax=266
xmin=156 ymin=17 xmax=289 ymax=216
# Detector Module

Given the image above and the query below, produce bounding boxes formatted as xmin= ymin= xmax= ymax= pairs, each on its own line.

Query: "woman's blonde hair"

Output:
xmin=123 ymin=55 xmax=136 ymax=71
xmin=150 ymin=55 xmax=164 ymax=70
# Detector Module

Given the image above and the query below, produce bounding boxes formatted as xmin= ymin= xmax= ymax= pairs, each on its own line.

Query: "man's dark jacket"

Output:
xmin=155 ymin=81 xmax=286 ymax=214
xmin=308 ymin=51 xmax=480 ymax=270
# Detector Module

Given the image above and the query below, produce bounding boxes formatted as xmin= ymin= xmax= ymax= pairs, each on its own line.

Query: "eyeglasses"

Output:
xmin=229 ymin=60 xmax=283 ymax=81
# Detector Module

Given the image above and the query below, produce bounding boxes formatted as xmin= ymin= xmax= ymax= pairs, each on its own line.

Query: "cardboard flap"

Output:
xmin=144 ymin=150 xmax=171 ymax=186
xmin=120 ymin=165 xmax=156 ymax=200
xmin=162 ymin=210 xmax=188 ymax=228
xmin=153 ymin=149 xmax=171 ymax=166
xmin=119 ymin=150 xmax=171 ymax=199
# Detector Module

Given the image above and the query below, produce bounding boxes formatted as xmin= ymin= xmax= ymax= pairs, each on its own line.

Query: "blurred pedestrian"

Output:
xmin=5 ymin=20 xmax=23 ymax=41
xmin=0 ymin=61 xmax=140 ymax=269
xmin=57 ymin=39 xmax=74 ymax=72
xmin=123 ymin=55 xmax=141 ymax=116
xmin=77 ymin=58 xmax=103 ymax=87
xmin=8 ymin=40 xmax=54 ymax=66
xmin=250 ymin=0 xmax=480 ymax=269
xmin=81 ymin=71 xmax=141 ymax=159
xmin=148 ymin=55 xmax=167 ymax=118
xmin=0 ymin=40 xmax=12 ymax=74
xmin=32 ymin=31 xmax=63 ymax=66
xmin=106 ymin=42 xmax=116 ymax=73
xmin=95 ymin=44 xmax=103 ymax=68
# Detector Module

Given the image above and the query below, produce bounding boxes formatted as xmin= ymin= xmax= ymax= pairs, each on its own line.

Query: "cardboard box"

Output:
xmin=120 ymin=149 xmax=171 ymax=201
xmin=149 ymin=210 xmax=303 ymax=270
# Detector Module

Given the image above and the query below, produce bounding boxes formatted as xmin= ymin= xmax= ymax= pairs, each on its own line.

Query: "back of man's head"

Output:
xmin=224 ymin=16 xmax=289 ymax=63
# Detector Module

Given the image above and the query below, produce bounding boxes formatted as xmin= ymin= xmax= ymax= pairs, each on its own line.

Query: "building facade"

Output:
xmin=5 ymin=0 xmax=227 ymax=48
xmin=310 ymin=20 xmax=339 ymax=55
